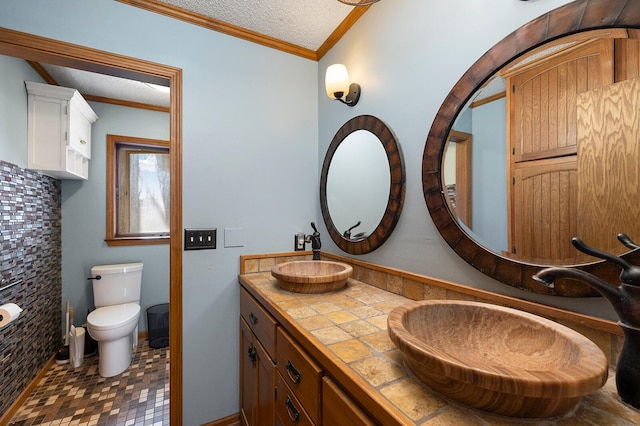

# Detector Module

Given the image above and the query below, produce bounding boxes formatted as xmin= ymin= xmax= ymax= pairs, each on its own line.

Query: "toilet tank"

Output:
xmin=91 ymin=262 xmax=143 ymax=308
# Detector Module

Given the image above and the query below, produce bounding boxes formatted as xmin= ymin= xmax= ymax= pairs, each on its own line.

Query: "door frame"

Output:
xmin=0 ymin=27 xmax=183 ymax=424
xmin=444 ymin=130 xmax=472 ymax=228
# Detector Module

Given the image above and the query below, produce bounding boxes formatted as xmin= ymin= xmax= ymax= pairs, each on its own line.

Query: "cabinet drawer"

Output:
xmin=322 ymin=377 xmax=375 ymax=426
xmin=276 ymin=373 xmax=314 ymax=426
xmin=276 ymin=328 xmax=322 ymax=423
xmin=240 ymin=287 xmax=277 ymax=358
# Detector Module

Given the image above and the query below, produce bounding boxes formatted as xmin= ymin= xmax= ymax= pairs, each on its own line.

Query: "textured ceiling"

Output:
xmin=41 ymin=64 xmax=171 ymax=108
xmin=159 ymin=0 xmax=355 ymax=51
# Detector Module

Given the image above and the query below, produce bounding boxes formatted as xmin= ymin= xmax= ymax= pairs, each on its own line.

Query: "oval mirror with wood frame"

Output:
xmin=423 ymin=0 xmax=640 ymax=297
xmin=321 ymin=115 xmax=405 ymax=255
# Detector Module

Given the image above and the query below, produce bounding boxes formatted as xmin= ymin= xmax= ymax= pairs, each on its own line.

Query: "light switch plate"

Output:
xmin=184 ymin=228 xmax=216 ymax=250
xmin=224 ymin=227 xmax=244 ymax=248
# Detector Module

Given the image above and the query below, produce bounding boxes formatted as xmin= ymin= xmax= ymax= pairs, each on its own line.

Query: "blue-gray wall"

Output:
xmin=449 ymin=99 xmax=508 ymax=254
xmin=471 ymin=98 xmax=508 ymax=254
xmin=1 ymin=0 xmax=620 ymax=424
xmin=0 ymin=55 xmax=42 ymax=163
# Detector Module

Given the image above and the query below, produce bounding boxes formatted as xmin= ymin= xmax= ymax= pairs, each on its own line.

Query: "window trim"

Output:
xmin=106 ymin=134 xmax=170 ymax=246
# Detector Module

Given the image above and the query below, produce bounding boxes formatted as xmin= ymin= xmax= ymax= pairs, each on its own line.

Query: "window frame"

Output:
xmin=106 ymin=134 xmax=171 ymax=246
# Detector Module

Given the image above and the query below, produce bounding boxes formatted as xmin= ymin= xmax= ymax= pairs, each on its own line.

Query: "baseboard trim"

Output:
xmin=0 ymin=354 xmax=56 ymax=425
xmin=201 ymin=412 xmax=241 ymax=426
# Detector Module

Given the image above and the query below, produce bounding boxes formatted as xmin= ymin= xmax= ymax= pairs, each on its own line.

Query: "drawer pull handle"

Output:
xmin=248 ymin=312 xmax=258 ymax=324
xmin=286 ymin=360 xmax=301 ymax=384
xmin=80 ymin=139 xmax=87 ymax=145
xmin=285 ymin=396 xmax=300 ymax=423
xmin=247 ymin=344 xmax=256 ymax=366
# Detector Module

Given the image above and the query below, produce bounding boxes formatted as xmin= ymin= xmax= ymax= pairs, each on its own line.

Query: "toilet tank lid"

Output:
xmin=91 ymin=262 xmax=143 ymax=275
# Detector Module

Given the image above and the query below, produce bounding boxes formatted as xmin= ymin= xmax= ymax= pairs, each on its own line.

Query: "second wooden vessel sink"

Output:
xmin=387 ymin=300 xmax=608 ymax=418
xmin=271 ymin=260 xmax=352 ymax=293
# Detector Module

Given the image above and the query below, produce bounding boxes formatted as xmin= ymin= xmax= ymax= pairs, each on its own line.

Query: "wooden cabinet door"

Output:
xmin=509 ymin=38 xmax=614 ymax=162
xmin=511 ymin=156 xmax=588 ymax=263
xmin=256 ymin=339 xmax=276 ymax=426
xmin=240 ymin=319 xmax=256 ymax=426
xmin=240 ymin=318 xmax=276 ymax=426
xmin=322 ymin=377 xmax=375 ymax=426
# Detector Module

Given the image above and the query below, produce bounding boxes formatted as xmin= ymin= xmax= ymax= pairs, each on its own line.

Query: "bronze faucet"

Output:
xmin=343 ymin=221 xmax=361 ymax=239
xmin=533 ymin=234 xmax=640 ymax=408
xmin=306 ymin=222 xmax=321 ymax=260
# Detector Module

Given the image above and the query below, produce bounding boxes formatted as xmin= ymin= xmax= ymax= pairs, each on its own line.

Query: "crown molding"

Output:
xmin=116 ymin=0 xmax=370 ymax=61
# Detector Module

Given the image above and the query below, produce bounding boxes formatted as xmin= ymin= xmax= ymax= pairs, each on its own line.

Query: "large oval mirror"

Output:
xmin=423 ymin=0 xmax=640 ymax=297
xmin=321 ymin=115 xmax=405 ymax=254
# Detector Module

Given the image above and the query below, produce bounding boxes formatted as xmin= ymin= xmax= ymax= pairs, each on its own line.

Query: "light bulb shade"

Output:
xmin=325 ymin=64 xmax=350 ymax=99
xmin=338 ymin=0 xmax=380 ymax=5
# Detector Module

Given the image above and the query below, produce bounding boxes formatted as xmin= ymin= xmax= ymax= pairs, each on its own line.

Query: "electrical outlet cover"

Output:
xmin=224 ymin=228 xmax=244 ymax=248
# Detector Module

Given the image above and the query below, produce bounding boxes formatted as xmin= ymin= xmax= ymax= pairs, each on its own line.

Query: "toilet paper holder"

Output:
xmin=0 ymin=278 xmax=23 ymax=293
xmin=0 ymin=302 xmax=23 ymax=328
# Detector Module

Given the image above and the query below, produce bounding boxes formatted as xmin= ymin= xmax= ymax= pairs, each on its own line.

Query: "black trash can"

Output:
xmin=147 ymin=303 xmax=169 ymax=348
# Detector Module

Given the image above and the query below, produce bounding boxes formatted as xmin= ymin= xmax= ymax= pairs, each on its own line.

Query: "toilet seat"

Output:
xmin=88 ymin=303 xmax=140 ymax=331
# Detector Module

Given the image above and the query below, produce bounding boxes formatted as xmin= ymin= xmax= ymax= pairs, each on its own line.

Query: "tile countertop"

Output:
xmin=240 ymin=272 xmax=640 ymax=426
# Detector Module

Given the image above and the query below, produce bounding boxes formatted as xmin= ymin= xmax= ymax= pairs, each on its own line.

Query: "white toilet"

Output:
xmin=87 ymin=262 xmax=143 ymax=377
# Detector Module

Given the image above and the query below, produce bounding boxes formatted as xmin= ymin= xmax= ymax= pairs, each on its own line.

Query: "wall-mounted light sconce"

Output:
xmin=325 ymin=64 xmax=360 ymax=107
xmin=338 ymin=0 xmax=380 ymax=5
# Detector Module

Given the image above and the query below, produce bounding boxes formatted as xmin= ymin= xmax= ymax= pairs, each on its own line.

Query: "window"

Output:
xmin=106 ymin=135 xmax=170 ymax=246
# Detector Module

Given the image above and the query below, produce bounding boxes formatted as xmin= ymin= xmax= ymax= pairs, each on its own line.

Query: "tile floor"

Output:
xmin=7 ymin=340 xmax=169 ymax=426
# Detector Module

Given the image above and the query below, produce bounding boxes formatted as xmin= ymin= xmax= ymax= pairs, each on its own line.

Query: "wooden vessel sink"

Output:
xmin=387 ymin=300 xmax=608 ymax=418
xmin=271 ymin=260 xmax=352 ymax=293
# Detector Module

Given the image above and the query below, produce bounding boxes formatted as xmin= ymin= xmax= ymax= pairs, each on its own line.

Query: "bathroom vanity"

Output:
xmin=239 ymin=252 xmax=640 ymax=425
xmin=239 ymin=266 xmax=390 ymax=426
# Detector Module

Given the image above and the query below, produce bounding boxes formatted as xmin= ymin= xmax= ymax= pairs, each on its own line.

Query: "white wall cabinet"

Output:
xmin=25 ymin=81 xmax=98 ymax=180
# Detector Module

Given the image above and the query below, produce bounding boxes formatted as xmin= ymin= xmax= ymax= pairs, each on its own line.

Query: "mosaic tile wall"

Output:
xmin=0 ymin=160 xmax=62 ymax=415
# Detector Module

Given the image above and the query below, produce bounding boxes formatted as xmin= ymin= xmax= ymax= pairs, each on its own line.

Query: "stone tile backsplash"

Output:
xmin=0 ymin=160 xmax=61 ymax=416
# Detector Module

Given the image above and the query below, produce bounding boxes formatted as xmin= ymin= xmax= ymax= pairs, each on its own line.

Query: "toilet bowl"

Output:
xmin=86 ymin=262 xmax=143 ymax=378
xmin=87 ymin=303 xmax=141 ymax=377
